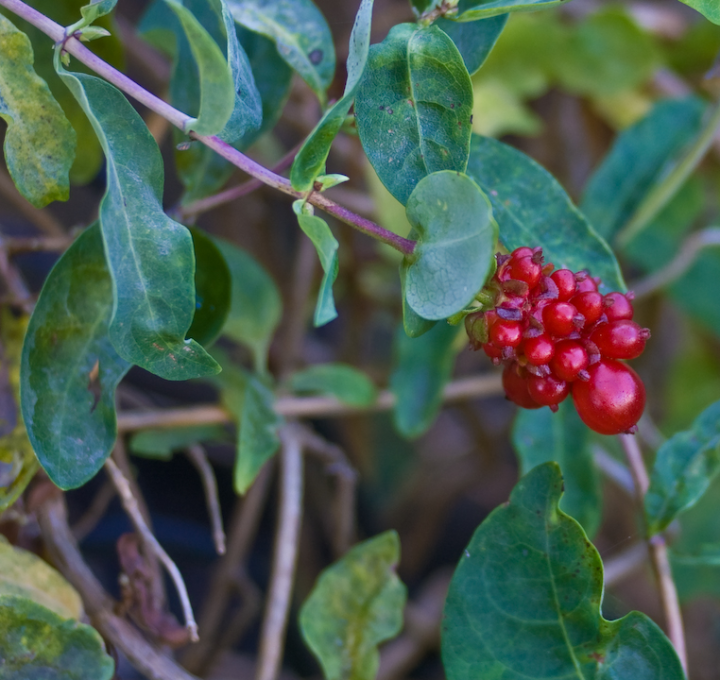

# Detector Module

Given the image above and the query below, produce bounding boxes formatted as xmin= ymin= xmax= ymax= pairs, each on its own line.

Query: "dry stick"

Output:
xmin=256 ymin=426 xmax=304 ymax=680
xmin=37 ymin=494 xmax=202 ymax=680
xmin=0 ymin=0 xmax=415 ymax=256
xmin=117 ymin=373 xmax=504 ymax=433
xmin=618 ymin=434 xmax=688 ymax=673
xmin=186 ymin=444 xmax=226 ymax=555
xmin=105 ymin=457 xmax=200 ymax=643
xmin=3 ymin=234 xmax=73 ymax=254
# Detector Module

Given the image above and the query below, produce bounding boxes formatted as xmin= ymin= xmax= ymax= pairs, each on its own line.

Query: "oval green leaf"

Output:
xmin=466 ymin=134 xmax=625 ymax=291
xmin=21 ymin=225 xmax=131 ymax=490
xmin=80 ymin=0 xmax=118 ymax=24
xmin=442 ymin=462 xmax=686 ymax=680
xmin=300 ymin=531 xmax=406 ymax=680
xmin=55 ymin=60 xmax=220 ymax=381
xmin=0 ymin=13 xmax=75 ymax=208
xmin=455 ymin=0 xmax=572 ymax=22
xmin=227 ymin=0 xmax=335 ymax=106
xmin=355 ymin=23 xmax=474 ymax=205
xmin=404 ymin=170 xmax=497 ymax=320
xmin=290 ymin=0 xmax=374 ymax=192
xmin=290 ymin=363 xmax=378 ymax=407
xmin=435 ymin=14 xmax=507 ymax=75
xmin=678 ymin=0 xmax=720 ymax=24
xmin=512 ymin=400 xmax=601 ymax=537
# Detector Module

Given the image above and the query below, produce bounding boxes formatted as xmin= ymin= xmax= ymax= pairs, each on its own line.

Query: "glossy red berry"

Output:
xmin=502 ymin=363 xmax=542 ymax=409
xmin=603 ymin=292 xmax=634 ymax=321
xmin=575 ymin=271 xmax=599 ymax=293
xmin=527 ymin=374 xmax=570 ymax=407
xmin=521 ymin=335 xmax=555 ymax=366
xmin=589 ymin=320 xmax=650 ymax=360
xmin=510 ymin=247 xmax=534 ymax=259
xmin=482 ymin=342 xmax=503 ymax=361
xmin=489 ymin=319 xmax=523 ymax=348
xmin=549 ymin=340 xmax=589 ymax=382
xmin=571 ymin=360 xmax=646 ymax=435
xmin=542 ymin=302 xmax=584 ymax=337
xmin=507 ymin=256 xmax=542 ymax=288
xmin=571 ymin=291 xmax=604 ymax=325
xmin=550 ymin=269 xmax=577 ymax=301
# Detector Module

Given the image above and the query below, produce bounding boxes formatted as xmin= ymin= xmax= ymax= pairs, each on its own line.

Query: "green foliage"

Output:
xmin=79 ymin=0 xmax=118 ymax=24
xmin=581 ymin=97 xmax=706 ymax=241
xmin=293 ymin=201 xmax=339 ymax=327
xmin=290 ymin=363 xmax=377 ymax=406
xmin=130 ymin=425 xmax=228 ymax=460
xmin=355 ymin=23 xmax=473 ymax=205
xmin=645 ymin=401 xmax=720 ymax=536
xmin=227 ymin=0 xmax=335 ymax=105
xmin=678 ymin=0 xmax=720 ymax=24
xmin=56 ymin=60 xmax=219 ymax=381
xmin=390 ymin=321 xmax=458 ymax=438
xmin=300 ymin=531 xmax=406 ymax=680
xmin=0 ymin=13 xmax=75 ymax=208
xmin=21 ymin=225 xmax=130 ymax=490
xmin=435 ymin=14 xmax=507 ymax=76
xmin=442 ymin=463 xmax=685 ymax=680
xmin=454 ymin=0 xmax=571 ymax=22
xmin=215 ymin=238 xmax=282 ymax=373
xmin=403 ymin=171 xmax=497 ymax=320
xmin=512 ymin=401 xmax=601 ymax=537
xmin=467 ymin=135 xmax=625 ymax=291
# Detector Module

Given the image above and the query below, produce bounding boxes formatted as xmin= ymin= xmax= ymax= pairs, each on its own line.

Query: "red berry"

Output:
xmin=603 ymin=292 xmax=634 ymax=321
xmin=550 ymin=269 xmax=577 ymax=301
xmin=521 ymin=335 xmax=555 ymax=365
xmin=571 ymin=291 xmax=604 ymax=325
xmin=527 ymin=374 xmax=570 ymax=407
xmin=571 ymin=360 xmax=646 ymax=435
xmin=507 ymin=256 xmax=542 ymax=288
xmin=511 ymin=247 xmax=534 ymax=259
xmin=542 ymin=302 xmax=584 ymax=337
xmin=590 ymin=320 xmax=650 ymax=360
xmin=575 ymin=271 xmax=599 ymax=293
xmin=489 ymin=319 xmax=523 ymax=348
xmin=549 ymin=340 xmax=589 ymax=382
xmin=482 ymin=342 xmax=502 ymax=361
xmin=502 ymin=363 xmax=542 ymax=409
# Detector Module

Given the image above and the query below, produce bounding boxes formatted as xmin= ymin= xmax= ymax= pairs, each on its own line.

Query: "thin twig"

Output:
xmin=618 ymin=434 xmax=687 ymax=673
xmin=71 ymin=478 xmax=116 ymax=543
xmin=256 ymin=426 xmax=304 ymax=680
xmin=2 ymin=234 xmax=73 ymax=254
xmin=37 ymin=492 xmax=201 ymax=680
xmin=186 ymin=444 xmax=226 ymax=555
xmin=0 ymin=0 xmax=416 ymax=256
xmin=593 ymin=445 xmax=635 ymax=496
xmin=116 ymin=373 xmax=504 ymax=432
xmin=105 ymin=457 xmax=200 ymax=642
xmin=632 ymin=226 xmax=720 ymax=299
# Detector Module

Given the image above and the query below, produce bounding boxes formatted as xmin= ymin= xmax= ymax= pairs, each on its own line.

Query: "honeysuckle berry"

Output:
xmin=575 ymin=272 xmax=600 ymax=293
xmin=489 ymin=319 xmax=523 ymax=348
xmin=521 ymin=335 xmax=555 ymax=366
xmin=589 ymin=320 xmax=650 ymax=360
xmin=571 ymin=291 xmax=604 ymax=325
xmin=603 ymin=292 xmax=634 ymax=321
xmin=527 ymin=373 xmax=569 ymax=409
xmin=549 ymin=340 xmax=589 ymax=382
xmin=542 ymin=302 xmax=584 ymax=337
xmin=502 ymin=363 xmax=542 ymax=409
xmin=550 ymin=269 xmax=577 ymax=301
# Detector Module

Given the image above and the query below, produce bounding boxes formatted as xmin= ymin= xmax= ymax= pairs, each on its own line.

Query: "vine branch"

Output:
xmin=0 ymin=0 xmax=415 ymax=256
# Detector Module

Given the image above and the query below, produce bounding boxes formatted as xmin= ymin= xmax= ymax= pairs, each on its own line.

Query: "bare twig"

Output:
xmin=593 ymin=445 xmax=635 ymax=496
xmin=37 ymin=493 xmax=201 ymax=680
xmin=186 ymin=444 xmax=226 ymax=555
xmin=256 ymin=426 xmax=304 ymax=680
xmin=117 ymin=373 xmax=504 ymax=432
xmin=618 ymin=434 xmax=687 ymax=673
xmin=71 ymin=478 xmax=116 ymax=543
xmin=105 ymin=457 xmax=200 ymax=642
xmin=2 ymin=234 xmax=73 ymax=254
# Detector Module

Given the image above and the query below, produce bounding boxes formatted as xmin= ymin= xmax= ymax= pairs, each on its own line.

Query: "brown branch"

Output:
xmin=186 ymin=444 xmax=225 ymax=555
xmin=36 ymin=492 xmax=201 ymax=680
xmin=618 ymin=434 xmax=687 ymax=673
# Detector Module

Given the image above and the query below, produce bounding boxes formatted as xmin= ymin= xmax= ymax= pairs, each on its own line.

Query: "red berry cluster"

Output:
xmin=465 ymin=247 xmax=649 ymax=435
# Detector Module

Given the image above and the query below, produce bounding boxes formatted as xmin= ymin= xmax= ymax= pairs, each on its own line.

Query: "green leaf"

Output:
xmin=80 ymin=0 xmax=118 ymax=24
xmin=0 ymin=595 xmax=114 ymax=679
xmin=163 ymin=0 xmax=237 ymax=136
xmin=290 ymin=0 xmax=374 ymax=191
xmin=581 ymin=97 xmax=706 ymax=241
xmin=355 ymin=23 xmax=474 ymax=205
xmin=399 ymin=264 xmax=437 ymax=338
xmin=512 ymin=401 xmax=601 ymax=537
xmin=645 ymin=401 xmax=720 ymax=536
xmin=442 ymin=462 xmax=685 ymax=680
xmin=300 ymin=531 xmax=406 ymax=680
xmin=435 ymin=14 xmax=507 ymax=75
xmin=290 ymin=363 xmax=378 ymax=406
xmin=678 ymin=0 xmax=720 ymax=24
xmin=130 ymin=424 xmax=228 ymax=460
xmin=390 ymin=321 xmax=458 ymax=438
xmin=227 ymin=0 xmax=335 ymax=105
xmin=55 ymin=61 xmax=220 ymax=381
xmin=187 ymin=227 xmax=232 ymax=347
xmin=454 ymin=0 xmax=571 ymax=21
xmin=293 ymin=201 xmax=339 ymax=327
xmin=0 ymin=13 xmax=75 ymax=208
xmin=21 ymin=225 xmax=131 ymax=490
xmin=214 ymin=238 xmax=282 ymax=373
xmin=235 ymin=375 xmax=282 ymax=494
xmin=0 ymin=539 xmax=82 ymax=620
xmin=466 ymin=134 xmax=625 ymax=291
xmin=671 ymin=543 xmax=720 ymax=566
xmin=403 ymin=170 xmax=497 ymax=320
